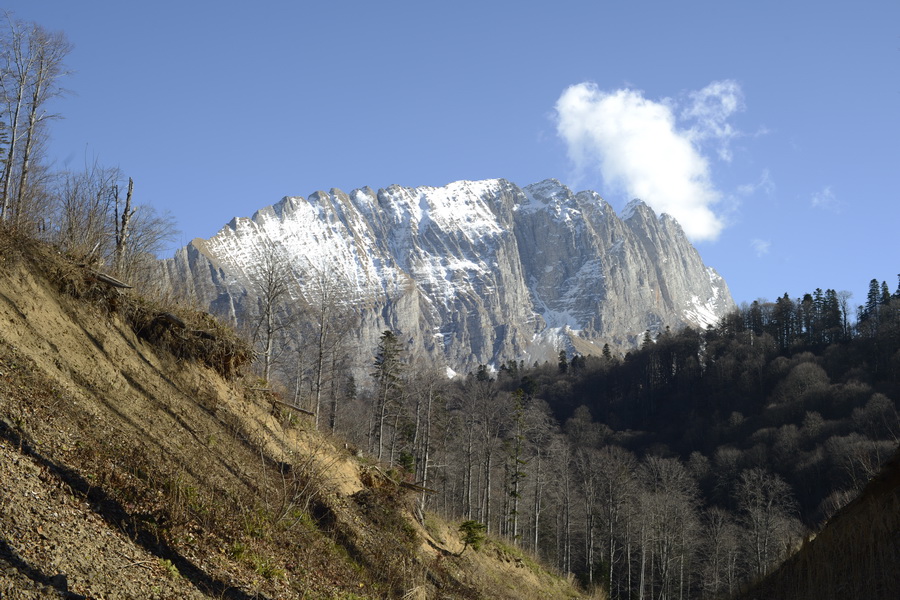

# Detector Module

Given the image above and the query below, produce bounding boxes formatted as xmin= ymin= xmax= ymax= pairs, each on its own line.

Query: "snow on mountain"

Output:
xmin=160 ymin=179 xmax=735 ymax=372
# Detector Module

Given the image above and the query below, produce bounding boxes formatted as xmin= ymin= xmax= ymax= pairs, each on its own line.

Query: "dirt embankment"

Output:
xmin=733 ymin=446 xmax=900 ymax=600
xmin=0 ymin=233 xmax=587 ymax=600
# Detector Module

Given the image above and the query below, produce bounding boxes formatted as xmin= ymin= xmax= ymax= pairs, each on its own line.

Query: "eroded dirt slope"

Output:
xmin=0 ymin=233 xmax=587 ymax=600
xmin=733 ymin=446 xmax=900 ymax=600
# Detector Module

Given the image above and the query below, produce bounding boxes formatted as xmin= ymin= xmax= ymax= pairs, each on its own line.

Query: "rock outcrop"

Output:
xmin=159 ymin=179 xmax=734 ymax=372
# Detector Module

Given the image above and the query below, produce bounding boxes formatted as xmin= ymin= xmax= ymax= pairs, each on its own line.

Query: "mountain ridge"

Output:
xmin=160 ymin=178 xmax=734 ymax=372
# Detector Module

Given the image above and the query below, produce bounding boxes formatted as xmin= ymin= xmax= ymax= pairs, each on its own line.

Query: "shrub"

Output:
xmin=458 ymin=520 xmax=486 ymax=554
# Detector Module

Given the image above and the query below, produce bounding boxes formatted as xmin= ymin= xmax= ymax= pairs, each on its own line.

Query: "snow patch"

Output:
xmin=682 ymin=295 xmax=721 ymax=329
xmin=520 ymin=180 xmax=585 ymax=225
xmin=620 ymin=199 xmax=647 ymax=220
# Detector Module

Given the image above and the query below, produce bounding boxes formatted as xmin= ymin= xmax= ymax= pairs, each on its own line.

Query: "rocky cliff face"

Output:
xmin=159 ymin=179 xmax=733 ymax=372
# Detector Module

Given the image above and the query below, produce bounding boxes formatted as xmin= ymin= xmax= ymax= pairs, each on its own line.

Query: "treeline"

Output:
xmin=0 ymin=15 xmax=175 ymax=286
xmin=291 ymin=281 xmax=900 ymax=599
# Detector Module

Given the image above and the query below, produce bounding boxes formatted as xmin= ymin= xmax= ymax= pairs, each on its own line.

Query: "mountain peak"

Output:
xmin=161 ymin=179 xmax=734 ymax=371
xmin=621 ymin=198 xmax=652 ymax=220
xmin=524 ymin=179 xmax=571 ymax=202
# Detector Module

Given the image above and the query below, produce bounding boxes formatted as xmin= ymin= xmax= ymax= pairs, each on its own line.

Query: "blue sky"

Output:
xmin=6 ymin=0 xmax=900 ymax=309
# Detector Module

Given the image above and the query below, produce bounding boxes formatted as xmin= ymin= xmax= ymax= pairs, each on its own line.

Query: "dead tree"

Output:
xmin=113 ymin=177 xmax=134 ymax=274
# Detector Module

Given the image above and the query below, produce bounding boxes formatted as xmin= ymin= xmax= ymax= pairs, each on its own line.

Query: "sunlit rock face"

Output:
xmin=159 ymin=179 xmax=733 ymax=372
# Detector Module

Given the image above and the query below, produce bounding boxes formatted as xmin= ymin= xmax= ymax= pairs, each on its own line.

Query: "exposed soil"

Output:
xmin=0 ymin=232 xmax=587 ymax=599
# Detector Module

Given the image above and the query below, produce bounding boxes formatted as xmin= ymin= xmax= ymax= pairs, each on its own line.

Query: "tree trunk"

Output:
xmin=377 ymin=389 xmax=388 ymax=461
xmin=418 ymin=385 xmax=433 ymax=514
xmin=292 ymin=350 xmax=304 ymax=406
xmin=328 ymin=350 xmax=339 ymax=432
xmin=532 ymin=451 xmax=542 ymax=553
xmin=313 ymin=312 xmax=326 ymax=430
xmin=388 ymin=407 xmax=401 ymax=465
xmin=263 ymin=313 xmax=275 ymax=383
xmin=638 ymin=520 xmax=646 ymax=600
xmin=563 ymin=461 xmax=571 ymax=574
xmin=15 ymin=54 xmax=45 ymax=226
xmin=114 ymin=178 xmax=134 ymax=273
xmin=482 ymin=451 xmax=492 ymax=533
xmin=587 ymin=511 xmax=595 ymax=587
xmin=0 ymin=78 xmax=25 ymax=221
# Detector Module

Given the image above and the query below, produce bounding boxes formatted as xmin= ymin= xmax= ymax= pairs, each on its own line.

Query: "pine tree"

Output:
xmin=602 ymin=343 xmax=613 ymax=361
xmin=880 ymin=281 xmax=891 ymax=305
xmin=863 ymin=278 xmax=880 ymax=322
xmin=772 ymin=294 xmax=796 ymax=350
xmin=371 ymin=330 xmax=404 ymax=460
xmin=822 ymin=289 xmax=843 ymax=343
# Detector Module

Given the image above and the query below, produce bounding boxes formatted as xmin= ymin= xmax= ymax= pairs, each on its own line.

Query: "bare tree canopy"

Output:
xmin=52 ymin=161 xmax=177 ymax=282
xmin=0 ymin=14 xmax=71 ymax=228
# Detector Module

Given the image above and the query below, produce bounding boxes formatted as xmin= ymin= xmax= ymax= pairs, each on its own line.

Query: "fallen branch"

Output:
xmin=89 ymin=269 xmax=132 ymax=289
xmin=115 ymin=550 xmax=155 ymax=571
xmin=155 ymin=312 xmax=186 ymax=329
xmin=268 ymin=397 xmax=315 ymax=416
xmin=401 ymin=481 xmax=438 ymax=495
xmin=367 ymin=465 xmax=438 ymax=494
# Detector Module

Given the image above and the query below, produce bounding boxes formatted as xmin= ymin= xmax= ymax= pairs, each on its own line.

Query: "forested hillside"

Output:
xmin=526 ymin=284 xmax=900 ymax=596
xmin=326 ymin=282 xmax=900 ymax=599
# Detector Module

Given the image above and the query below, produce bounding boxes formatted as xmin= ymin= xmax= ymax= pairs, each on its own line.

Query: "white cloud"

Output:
xmin=554 ymin=81 xmax=741 ymax=242
xmin=682 ymin=80 xmax=745 ymax=161
xmin=751 ymin=239 xmax=771 ymax=257
xmin=737 ymin=169 xmax=775 ymax=197
xmin=811 ymin=186 xmax=840 ymax=212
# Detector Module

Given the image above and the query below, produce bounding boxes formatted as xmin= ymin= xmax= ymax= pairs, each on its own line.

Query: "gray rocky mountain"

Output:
xmin=158 ymin=178 xmax=733 ymax=374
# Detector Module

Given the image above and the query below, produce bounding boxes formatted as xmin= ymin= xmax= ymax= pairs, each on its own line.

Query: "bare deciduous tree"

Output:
xmin=113 ymin=177 xmax=134 ymax=273
xmin=54 ymin=162 xmax=119 ymax=261
xmin=0 ymin=15 xmax=71 ymax=227
xmin=250 ymin=245 xmax=295 ymax=384
xmin=53 ymin=163 xmax=176 ymax=284
xmin=736 ymin=467 xmax=799 ymax=577
xmin=699 ymin=507 xmax=742 ymax=598
xmin=307 ymin=267 xmax=351 ymax=430
xmin=595 ymin=445 xmax=638 ymax=600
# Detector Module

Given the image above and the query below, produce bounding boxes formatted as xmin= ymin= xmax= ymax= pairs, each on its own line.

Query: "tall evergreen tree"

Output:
xmin=772 ymin=294 xmax=796 ymax=350
xmin=863 ymin=278 xmax=881 ymax=322
xmin=371 ymin=330 xmax=404 ymax=460
xmin=880 ymin=281 xmax=891 ymax=305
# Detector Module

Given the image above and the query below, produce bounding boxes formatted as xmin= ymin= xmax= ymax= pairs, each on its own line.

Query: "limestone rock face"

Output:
xmin=158 ymin=179 xmax=734 ymax=372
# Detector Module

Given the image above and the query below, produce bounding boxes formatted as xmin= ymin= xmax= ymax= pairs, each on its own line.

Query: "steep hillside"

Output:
xmin=0 ymin=231 xmax=587 ymax=599
xmin=734 ymin=446 xmax=900 ymax=600
xmin=160 ymin=179 xmax=732 ymax=372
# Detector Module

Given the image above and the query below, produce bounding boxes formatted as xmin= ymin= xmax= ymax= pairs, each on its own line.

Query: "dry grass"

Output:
xmin=0 ymin=225 xmax=252 ymax=378
xmin=0 ymin=228 xmax=587 ymax=599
